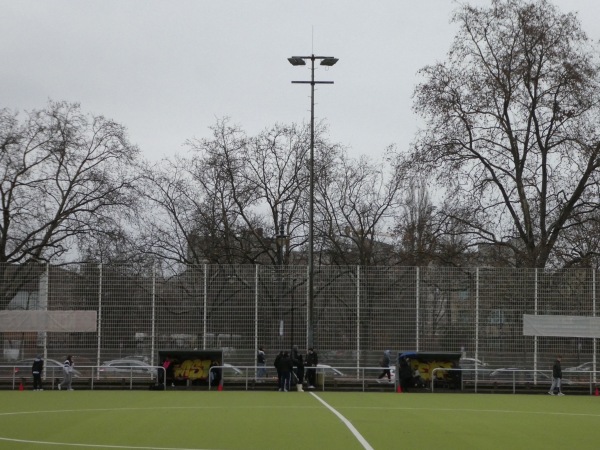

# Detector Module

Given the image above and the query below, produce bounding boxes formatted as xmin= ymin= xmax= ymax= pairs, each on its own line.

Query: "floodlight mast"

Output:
xmin=288 ymin=54 xmax=337 ymax=350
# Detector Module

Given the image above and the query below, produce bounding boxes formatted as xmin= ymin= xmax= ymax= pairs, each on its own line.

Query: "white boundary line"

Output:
xmin=0 ymin=436 xmax=217 ymax=450
xmin=309 ymin=392 xmax=374 ymax=450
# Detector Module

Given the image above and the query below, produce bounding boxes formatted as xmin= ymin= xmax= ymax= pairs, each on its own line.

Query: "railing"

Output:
xmin=0 ymin=365 xmax=166 ymax=390
xmin=431 ymin=367 xmax=599 ymax=394
xmin=208 ymin=365 xmax=399 ymax=391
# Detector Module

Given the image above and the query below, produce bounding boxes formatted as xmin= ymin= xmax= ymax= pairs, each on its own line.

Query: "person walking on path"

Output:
xmin=58 ymin=355 xmax=75 ymax=391
xmin=31 ymin=355 xmax=44 ymax=391
xmin=257 ymin=347 xmax=267 ymax=381
xmin=548 ymin=355 xmax=565 ymax=396
xmin=377 ymin=350 xmax=392 ymax=382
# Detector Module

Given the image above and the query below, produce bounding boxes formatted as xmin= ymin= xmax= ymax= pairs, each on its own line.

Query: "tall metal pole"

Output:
xmin=289 ymin=54 xmax=337 ymax=350
xmin=308 ymin=55 xmax=315 ymax=349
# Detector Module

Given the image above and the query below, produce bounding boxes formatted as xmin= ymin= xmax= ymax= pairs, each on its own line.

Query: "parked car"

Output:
xmin=316 ymin=364 xmax=346 ymax=377
xmin=459 ymin=357 xmax=491 ymax=379
xmin=222 ymin=363 xmax=243 ymax=376
xmin=98 ymin=359 xmax=154 ymax=377
xmin=490 ymin=368 xmax=572 ymax=385
xmin=122 ymin=355 xmax=151 ymax=363
xmin=564 ymin=362 xmax=595 ymax=373
xmin=0 ymin=358 xmax=81 ymax=379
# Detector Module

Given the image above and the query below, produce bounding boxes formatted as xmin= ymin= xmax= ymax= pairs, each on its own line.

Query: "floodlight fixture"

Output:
xmin=320 ymin=57 xmax=339 ymax=66
xmin=288 ymin=57 xmax=306 ymax=66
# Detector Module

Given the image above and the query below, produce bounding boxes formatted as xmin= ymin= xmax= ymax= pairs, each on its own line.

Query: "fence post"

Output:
xmin=416 ymin=267 xmax=420 ymax=351
xmin=594 ymin=269 xmax=597 ymax=386
xmin=356 ymin=265 xmax=360 ymax=374
xmin=255 ymin=265 xmax=259 ymax=380
xmin=475 ymin=267 xmax=479 ymax=380
xmin=203 ymin=264 xmax=208 ymax=349
xmin=42 ymin=263 xmax=49 ymax=363
xmin=96 ymin=264 xmax=103 ymax=368
xmin=151 ymin=265 xmax=156 ymax=365
xmin=534 ymin=268 xmax=538 ymax=379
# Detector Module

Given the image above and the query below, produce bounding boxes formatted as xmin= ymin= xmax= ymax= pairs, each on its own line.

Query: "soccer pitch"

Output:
xmin=1 ymin=390 xmax=599 ymax=449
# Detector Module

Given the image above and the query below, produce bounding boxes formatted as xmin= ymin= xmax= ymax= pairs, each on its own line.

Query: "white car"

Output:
xmin=459 ymin=358 xmax=490 ymax=379
xmin=316 ymin=364 xmax=346 ymax=377
xmin=98 ymin=359 xmax=154 ymax=377
xmin=564 ymin=362 xmax=595 ymax=372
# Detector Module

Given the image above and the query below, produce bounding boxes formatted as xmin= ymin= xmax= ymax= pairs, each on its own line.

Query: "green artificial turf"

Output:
xmin=0 ymin=391 xmax=599 ymax=449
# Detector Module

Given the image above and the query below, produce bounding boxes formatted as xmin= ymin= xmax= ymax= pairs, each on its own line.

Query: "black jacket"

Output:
xmin=32 ymin=357 xmax=44 ymax=374
xmin=552 ymin=359 xmax=562 ymax=378
xmin=280 ymin=354 xmax=293 ymax=373
xmin=306 ymin=351 xmax=318 ymax=367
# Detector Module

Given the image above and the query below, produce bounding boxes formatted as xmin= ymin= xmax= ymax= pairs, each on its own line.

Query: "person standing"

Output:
xmin=399 ymin=356 xmax=412 ymax=392
xmin=31 ymin=355 xmax=44 ymax=391
xmin=549 ymin=355 xmax=565 ymax=396
xmin=305 ymin=348 xmax=318 ymax=389
xmin=274 ymin=351 xmax=283 ymax=390
xmin=294 ymin=352 xmax=305 ymax=387
xmin=279 ymin=351 xmax=293 ymax=392
xmin=58 ymin=355 xmax=75 ymax=391
xmin=377 ymin=350 xmax=392 ymax=382
xmin=257 ymin=346 xmax=266 ymax=381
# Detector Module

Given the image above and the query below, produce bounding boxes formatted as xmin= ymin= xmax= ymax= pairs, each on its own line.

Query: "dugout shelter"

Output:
xmin=158 ymin=349 xmax=223 ymax=387
xmin=399 ymin=351 xmax=462 ymax=388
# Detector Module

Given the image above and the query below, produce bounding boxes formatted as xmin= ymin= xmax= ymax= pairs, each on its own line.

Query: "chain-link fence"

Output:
xmin=0 ymin=263 xmax=597 ymax=372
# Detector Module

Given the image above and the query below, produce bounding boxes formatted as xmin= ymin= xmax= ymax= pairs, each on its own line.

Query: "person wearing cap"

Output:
xmin=31 ymin=355 xmax=44 ymax=391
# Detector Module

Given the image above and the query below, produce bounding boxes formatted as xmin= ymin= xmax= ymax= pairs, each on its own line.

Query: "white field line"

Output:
xmin=309 ymin=392 xmax=374 ymax=450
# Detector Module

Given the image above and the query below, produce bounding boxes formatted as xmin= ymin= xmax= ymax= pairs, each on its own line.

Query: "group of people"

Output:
xmin=27 ymin=350 xmax=568 ymax=395
xmin=29 ymin=354 xmax=75 ymax=391
xmin=377 ymin=350 xmax=417 ymax=391
xmin=257 ymin=346 xmax=318 ymax=391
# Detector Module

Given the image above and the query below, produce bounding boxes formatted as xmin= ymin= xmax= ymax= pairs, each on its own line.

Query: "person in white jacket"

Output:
xmin=58 ymin=355 xmax=75 ymax=391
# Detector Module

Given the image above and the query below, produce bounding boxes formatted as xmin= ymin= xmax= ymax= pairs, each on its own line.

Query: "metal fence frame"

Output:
xmin=0 ymin=263 xmax=598 ymax=374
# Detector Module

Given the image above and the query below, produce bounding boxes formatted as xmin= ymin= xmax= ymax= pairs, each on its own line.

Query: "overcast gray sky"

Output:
xmin=2 ymin=0 xmax=600 ymax=162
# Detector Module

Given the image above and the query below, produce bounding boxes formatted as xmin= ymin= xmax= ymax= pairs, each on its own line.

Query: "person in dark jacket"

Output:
xmin=31 ymin=355 xmax=44 ymax=391
xmin=279 ymin=351 xmax=293 ymax=392
xmin=377 ymin=350 xmax=391 ymax=382
xmin=294 ymin=353 xmax=305 ymax=387
xmin=274 ymin=351 xmax=284 ymax=389
xmin=291 ymin=346 xmax=304 ymax=386
xmin=548 ymin=355 xmax=565 ymax=396
xmin=399 ymin=357 xmax=412 ymax=392
xmin=257 ymin=347 xmax=267 ymax=381
xmin=305 ymin=348 xmax=318 ymax=388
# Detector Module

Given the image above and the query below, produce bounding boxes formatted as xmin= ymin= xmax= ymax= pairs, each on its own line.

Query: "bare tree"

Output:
xmin=408 ymin=0 xmax=600 ymax=268
xmin=318 ymin=151 xmax=402 ymax=266
xmin=394 ymin=179 xmax=438 ymax=266
xmin=0 ymin=101 xmax=140 ymax=308
xmin=138 ymin=119 xmax=339 ymax=267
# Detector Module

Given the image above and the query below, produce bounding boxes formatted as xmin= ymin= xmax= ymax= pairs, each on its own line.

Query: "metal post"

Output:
xmin=289 ymin=53 xmax=337 ymax=349
xmin=593 ymin=269 xmax=597 ymax=385
xmin=416 ymin=267 xmax=420 ymax=351
xmin=151 ymin=265 xmax=156 ymax=365
xmin=96 ymin=264 xmax=102 ymax=368
xmin=308 ymin=57 xmax=315 ymax=348
xmin=356 ymin=265 xmax=360 ymax=375
xmin=534 ymin=268 xmax=538 ymax=382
